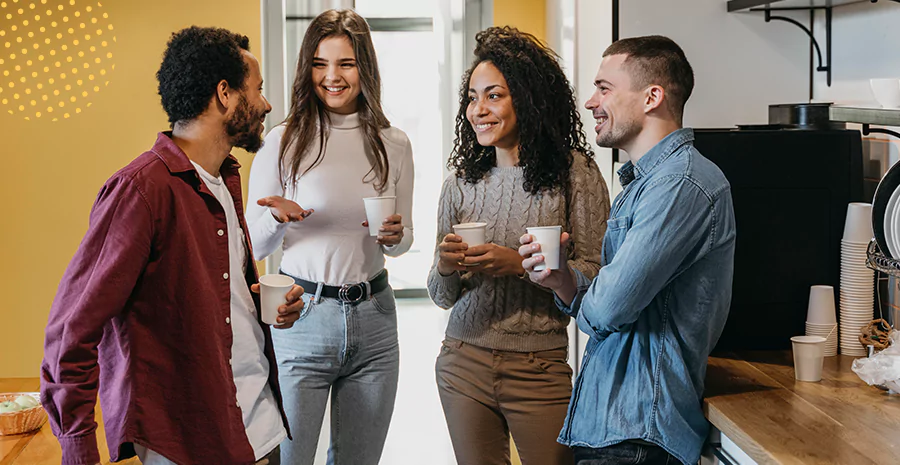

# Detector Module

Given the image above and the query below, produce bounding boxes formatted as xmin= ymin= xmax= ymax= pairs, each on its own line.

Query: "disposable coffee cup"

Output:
xmin=791 ymin=335 xmax=827 ymax=382
xmin=259 ymin=274 xmax=295 ymax=325
xmin=452 ymin=222 xmax=487 ymax=246
xmin=807 ymin=285 xmax=837 ymax=325
xmin=842 ymin=203 xmax=872 ymax=243
xmin=363 ymin=196 xmax=397 ymax=237
xmin=526 ymin=226 xmax=562 ymax=271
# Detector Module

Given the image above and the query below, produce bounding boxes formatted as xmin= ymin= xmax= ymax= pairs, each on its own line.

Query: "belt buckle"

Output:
xmin=339 ymin=283 xmax=365 ymax=304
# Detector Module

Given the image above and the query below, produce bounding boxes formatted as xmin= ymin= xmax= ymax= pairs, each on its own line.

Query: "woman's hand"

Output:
xmin=463 ymin=243 xmax=526 ymax=277
xmin=436 ymin=234 xmax=468 ymax=275
xmin=363 ymin=214 xmax=405 ymax=246
xmin=257 ymin=196 xmax=314 ymax=223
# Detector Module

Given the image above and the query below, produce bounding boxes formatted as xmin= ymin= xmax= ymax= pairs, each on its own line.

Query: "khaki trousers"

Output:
xmin=435 ymin=337 xmax=575 ymax=465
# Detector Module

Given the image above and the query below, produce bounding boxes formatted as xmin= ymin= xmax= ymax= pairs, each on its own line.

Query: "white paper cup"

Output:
xmin=452 ymin=222 xmax=487 ymax=246
xmin=527 ymin=226 xmax=563 ymax=271
xmin=791 ymin=335 xmax=827 ymax=382
xmin=363 ymin=196 xmax=397 ymax=237
xmin=842 ymin=203 xmax=873 ymax=243
xmin=259 ymin=274 xmax=295 ymax=325
xmin=870 ymin=78 xmax=900 ymax=108
xmin=807 ymin=285 xmax=837 ymax=325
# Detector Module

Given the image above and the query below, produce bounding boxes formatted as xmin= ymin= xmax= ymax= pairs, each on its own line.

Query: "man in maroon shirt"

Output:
xmin=41 ymin=27 xmax=303 ymax=465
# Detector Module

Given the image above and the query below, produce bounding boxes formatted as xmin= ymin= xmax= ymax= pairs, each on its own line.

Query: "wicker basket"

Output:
xmin=0 ymin=392 xmax=48 ymax=436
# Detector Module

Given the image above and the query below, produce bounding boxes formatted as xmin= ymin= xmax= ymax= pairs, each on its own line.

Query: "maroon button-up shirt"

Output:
xmin=41 ymin=133 xmax=290 ymax=465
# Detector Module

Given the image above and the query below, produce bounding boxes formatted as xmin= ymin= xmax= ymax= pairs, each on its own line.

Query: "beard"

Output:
xmin=226 ymin=95 xmax=265 ymax=153
xmin=595 ymin=113 xmax=641 ymax=150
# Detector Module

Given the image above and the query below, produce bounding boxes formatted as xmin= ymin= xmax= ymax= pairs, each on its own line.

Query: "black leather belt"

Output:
xmin=281 ymin=269 xmax=389 ymax=304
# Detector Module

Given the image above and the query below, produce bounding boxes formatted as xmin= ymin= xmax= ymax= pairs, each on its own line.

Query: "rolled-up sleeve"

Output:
xmin=557 ymin=175 xmax=714 ymax=341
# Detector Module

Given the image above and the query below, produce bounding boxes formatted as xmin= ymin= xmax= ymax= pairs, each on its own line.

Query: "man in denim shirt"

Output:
xmin=520 ymin=36 xmax=735 ymax=465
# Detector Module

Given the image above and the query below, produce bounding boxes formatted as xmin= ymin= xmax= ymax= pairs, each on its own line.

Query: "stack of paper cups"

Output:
xmin=805 ymin=285 xmax=838 ymax=357
xmin=839 ymin=203 xmax=874 ymax=357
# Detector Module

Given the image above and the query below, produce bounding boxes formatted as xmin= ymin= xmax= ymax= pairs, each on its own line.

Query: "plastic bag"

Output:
xmin=852 ymin=331 xmax=900 ymax=393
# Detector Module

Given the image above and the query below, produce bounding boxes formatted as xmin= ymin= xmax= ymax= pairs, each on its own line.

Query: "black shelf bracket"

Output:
xmin=863 ymin=124 xmax=900 ymax=139
xmin=762 ymin=7 xmax=832 ymax=87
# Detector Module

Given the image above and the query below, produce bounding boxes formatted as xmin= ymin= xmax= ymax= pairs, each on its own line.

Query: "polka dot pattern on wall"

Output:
xmin=0 ymin=0 xmax=115 ymax=121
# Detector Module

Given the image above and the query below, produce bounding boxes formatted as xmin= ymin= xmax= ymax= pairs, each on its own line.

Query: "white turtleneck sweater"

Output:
xmin=247 ymin=112 xmax=414 ymax=286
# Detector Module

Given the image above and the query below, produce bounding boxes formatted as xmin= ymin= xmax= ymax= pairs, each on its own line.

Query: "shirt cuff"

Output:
xmin=554 ymin=268 xmax=593 ymax=317
xmin=58 ymin=432 xmax=101 ymax=465
xmin=383 ymin=227 xmax=413 ymax=257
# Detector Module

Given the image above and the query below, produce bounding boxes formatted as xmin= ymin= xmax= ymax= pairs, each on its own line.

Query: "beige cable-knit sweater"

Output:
xmin=427 ymin=155 xmax=611 ymax=352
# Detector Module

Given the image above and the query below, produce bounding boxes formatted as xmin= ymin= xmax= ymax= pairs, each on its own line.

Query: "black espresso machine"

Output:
xmin=694 ymin=103 xmax=865 ymax=351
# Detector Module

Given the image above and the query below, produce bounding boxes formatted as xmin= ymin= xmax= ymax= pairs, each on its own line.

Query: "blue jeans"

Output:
xmin=573 ymin=442 xmax=678 ymax=465
xmin=272 ymin=284 xmax=400 ymax=465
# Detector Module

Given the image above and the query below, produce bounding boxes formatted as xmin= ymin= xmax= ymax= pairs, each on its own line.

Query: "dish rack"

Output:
xmin=866 ymin=239 xmax=900 ymax=276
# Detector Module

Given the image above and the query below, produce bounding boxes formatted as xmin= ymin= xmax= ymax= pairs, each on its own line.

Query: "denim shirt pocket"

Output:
xmin=602 ymin=215 xmax=632 ymax=263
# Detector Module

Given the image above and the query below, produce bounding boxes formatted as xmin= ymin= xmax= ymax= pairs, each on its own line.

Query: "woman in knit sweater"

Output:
xmin=428 ymin=27 xmax=610 ymax=465
xmin=246 ymin=9 xmax=413 ymax=465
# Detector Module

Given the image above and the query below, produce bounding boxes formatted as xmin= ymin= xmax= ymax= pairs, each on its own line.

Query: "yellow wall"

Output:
xmin=0 ymin=1 xmax=260 ymax=378
xmin=493 ymin=0 xmax=547 ymax=43
xmin=492 ymin=4 xmax=547 ymax=464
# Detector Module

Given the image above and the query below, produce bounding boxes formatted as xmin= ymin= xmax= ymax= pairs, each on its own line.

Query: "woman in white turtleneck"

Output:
xmin=246 ymin=9 xmax=413 ymax=465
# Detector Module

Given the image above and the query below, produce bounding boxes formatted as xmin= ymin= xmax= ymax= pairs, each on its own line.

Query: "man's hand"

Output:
xmin=257 ymin=196 xmax=314 ymax=223
xmin=250 ymin=283 xmax=305 ymax=329
xmin=462 ymin=243 xmax=526 ymax=277
xmin=362 ymin=214 xmax=404 ymax=246
xmin=519 ymin=232 xmax=578 ymax=304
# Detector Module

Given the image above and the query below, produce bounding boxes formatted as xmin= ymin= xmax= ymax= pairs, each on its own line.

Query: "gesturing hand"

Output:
xmin=257 ymin=196 xmax=314 ymax=223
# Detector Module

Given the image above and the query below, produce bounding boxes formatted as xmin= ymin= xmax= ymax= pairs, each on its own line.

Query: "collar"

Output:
xmin=150 ymin=131 xmax=242 ymax=175
xmin=327 ymin=111 xmax=361 ymax=130
xmin=633 ymin=127 xmax=694 ymax=179
xmin=618 ymin=128 xmax=694 ymax=187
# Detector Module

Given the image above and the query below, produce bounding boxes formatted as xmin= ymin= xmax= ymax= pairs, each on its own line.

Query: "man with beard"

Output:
xmin=41 ymin=27 xmax=303 ymax=465
xmin=519 ymin=36 xmax=736 ymax=465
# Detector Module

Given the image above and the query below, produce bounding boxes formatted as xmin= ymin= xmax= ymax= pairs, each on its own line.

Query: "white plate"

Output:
xmin=886 ymin=185 xmax=900 ymax=257
xmin=884 ymin=185 xmax=900 ymax=257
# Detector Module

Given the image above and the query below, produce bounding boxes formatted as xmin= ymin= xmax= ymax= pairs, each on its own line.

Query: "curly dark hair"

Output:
xmin=156 ymin=26 xmax=251 ymax=127
xmin=449 ymin=26 xmax=593 ymax=195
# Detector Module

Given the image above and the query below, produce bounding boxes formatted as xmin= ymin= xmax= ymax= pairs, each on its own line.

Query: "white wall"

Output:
xmin=814 ymin=1 xmax=900 ymax=106
xmin=616 ymin=0 xmax=900 ymax=172
xmin=575 ymin=0 xmax=614 ymax=180
xmin=619 ymin=0 xmax=809 ymax=128
xmin=813 ymin=1 xmax=900 ymax=178
xmin=546 ymin=0 xmax=614 ymax=368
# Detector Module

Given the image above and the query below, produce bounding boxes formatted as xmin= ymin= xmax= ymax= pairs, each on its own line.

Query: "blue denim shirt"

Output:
xmin=555 ymin=128 xmax=735 ymax=465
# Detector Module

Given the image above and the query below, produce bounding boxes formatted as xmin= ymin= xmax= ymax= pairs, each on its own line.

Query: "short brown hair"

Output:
xmin=603 ymin=35 xmax=694 ymax=121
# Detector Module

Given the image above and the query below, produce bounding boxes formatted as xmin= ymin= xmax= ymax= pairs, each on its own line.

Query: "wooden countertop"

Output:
xmin=704 ymin=352 xmax=900 ymax=465
xmin=0 ymin=378 xmax=139 ymax=465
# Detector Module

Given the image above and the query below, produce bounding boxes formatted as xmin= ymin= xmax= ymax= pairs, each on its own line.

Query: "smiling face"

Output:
xmin=224 ymin=50 xmax=272 ymax=153
xmin=311 ymin=35 xmax=361 ymax=114
xmin=584 ymin=54 xmax=644 ymax=150
xmin=465 ymin=61 xmax=519 ymax=151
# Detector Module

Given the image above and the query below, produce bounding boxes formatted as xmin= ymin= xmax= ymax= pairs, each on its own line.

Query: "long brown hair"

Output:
xmin=279 ymin=9 xmax=391 ymax=192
